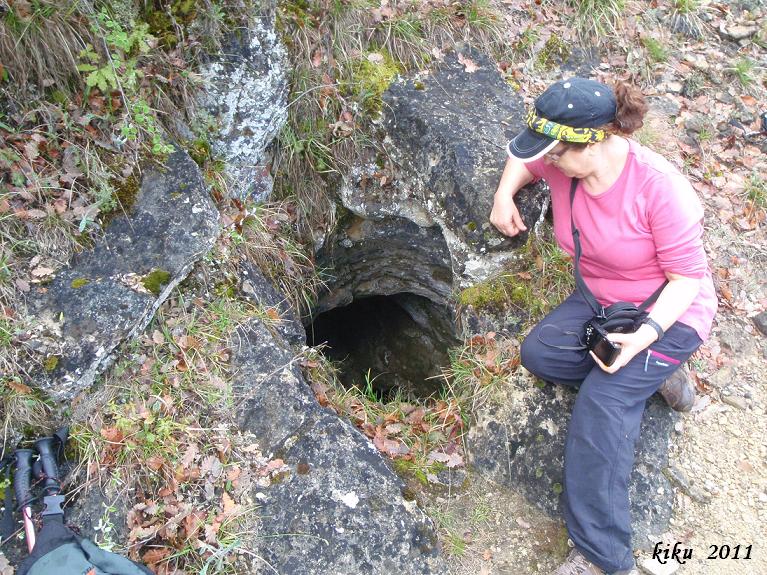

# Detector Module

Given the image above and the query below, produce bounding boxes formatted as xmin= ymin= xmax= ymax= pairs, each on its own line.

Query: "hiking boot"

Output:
xmin=550 ymin=549 xmax=638 ymax=575
xmin=658 ymin=367 xmax=696 ymax=412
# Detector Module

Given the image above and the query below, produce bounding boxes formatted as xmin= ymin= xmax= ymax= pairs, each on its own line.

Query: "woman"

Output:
xmin=490 ymin=78 xmax=717 ymax=575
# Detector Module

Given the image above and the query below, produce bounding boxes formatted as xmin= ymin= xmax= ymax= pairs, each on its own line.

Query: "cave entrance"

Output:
xmin=307 ymin=293 xmax=459 ymax=400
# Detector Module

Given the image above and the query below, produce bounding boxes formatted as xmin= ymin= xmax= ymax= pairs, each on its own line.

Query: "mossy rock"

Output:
xmin=102 ymin=174 xmax=141 ymax=226
xmin=70 ymin=278 xmax=90 ymax=289
xmin=142 ymin=268 xmax=172 ymax=295
xmin=345 ymin=50 xmax=403 ymax=115
xmin=536 ymin=35 xmax=571 ymax=71
xmin=142 ymin=0 xmax=198 ymax=48
xmin=44 ymin=355 xmax=60 ymax=372
xmin=187 ymin=138 xmax=212 ymax=167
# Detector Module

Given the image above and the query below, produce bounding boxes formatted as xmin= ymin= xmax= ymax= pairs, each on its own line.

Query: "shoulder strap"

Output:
xmin=569 ymin=178 xmax=668 ymax=315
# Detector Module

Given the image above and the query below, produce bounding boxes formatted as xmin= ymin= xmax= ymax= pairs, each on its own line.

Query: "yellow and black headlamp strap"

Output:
xmin=526 ymin=109 xmax=607 ymax=144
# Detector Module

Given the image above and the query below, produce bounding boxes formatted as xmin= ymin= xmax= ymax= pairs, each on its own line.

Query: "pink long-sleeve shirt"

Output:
xmin=521 ymin=139 xmax=717 ymax=341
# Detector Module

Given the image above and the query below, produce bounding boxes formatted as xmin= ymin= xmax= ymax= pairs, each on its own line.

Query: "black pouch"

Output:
xmin=583 ymin=301 xmax=644 ymax=344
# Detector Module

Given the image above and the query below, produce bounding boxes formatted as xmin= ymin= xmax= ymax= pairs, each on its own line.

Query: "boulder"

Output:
xmin=198 ymin=10 xmax=288 ymax=201
xmin=232 ymin=318 xmax=446 ymax=574
xmin=28 ymin=147 xmax=219 ymax=403
xmin=467 ymin=371 xmax=677 ymax=551
xmin=376 ymin=47 xmax=549 ymax=284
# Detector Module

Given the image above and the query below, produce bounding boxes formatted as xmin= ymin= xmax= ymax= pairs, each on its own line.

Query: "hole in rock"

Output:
xmin=308 ymin=294 xmax=459 ymax=400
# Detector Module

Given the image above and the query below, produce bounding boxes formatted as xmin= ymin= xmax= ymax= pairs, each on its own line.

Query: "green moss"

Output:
xmin=117 ymin=173 xmax=141 ymax=206
xmin=187 ymin=138 xmax=212 ymax=167
xmin=44 ymin=355 xmax=60 ymax=372
xmin=346 ymin=50 xmax=402 ymax=115
xmin=142 ymin=268 xmax=171 ymax=295
xmin=414 ymin=80 xmax=425 ymax=91
xmin=70 ymin=278 xmax=90 ymax=289
xmin=458 ymin=273 xmax=544 ymax=314
xmin=535 ymin=467 xmax=544 ymax=478
xmin=536 ymin=433 xmax=545 ymax=443
xmin=50 ymin=89 xmax=69 ymax=106
xmin=213 ymin=280 xmax=237 ymax=299
xmin=552 ymin=482 xmax=563 ymax=495
xmin=141 ymin=0 xmax=199 ymax=48
xmin=535 ymin=35 xmax=571 ymax=70
xmin=466 ymin=221 xmax=477 ymax=232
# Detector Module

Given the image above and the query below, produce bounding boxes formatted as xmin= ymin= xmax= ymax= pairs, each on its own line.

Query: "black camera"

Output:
xmin=584 ymin=318 xmax=621 ymax=366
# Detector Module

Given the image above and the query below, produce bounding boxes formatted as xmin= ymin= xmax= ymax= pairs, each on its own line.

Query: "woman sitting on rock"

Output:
xmin=490 ymin=78 xmax=717 ymax=575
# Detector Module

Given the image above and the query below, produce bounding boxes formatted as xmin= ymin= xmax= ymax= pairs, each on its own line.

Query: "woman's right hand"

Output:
xmin=490 ymin=193 xmax=527 ymax=237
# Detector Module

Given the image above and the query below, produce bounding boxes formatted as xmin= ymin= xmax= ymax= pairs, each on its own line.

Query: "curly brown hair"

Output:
xmin=556 ymin=81 xmax=648 ymax=151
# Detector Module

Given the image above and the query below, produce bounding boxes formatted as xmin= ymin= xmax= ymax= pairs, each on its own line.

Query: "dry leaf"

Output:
xmin=457 ymin=53 xmax=479 ymax=73
xmin=5 ymin=379 xmax=33 ymax=395
xmin=222 ymin=492 xmax=238 ymax=517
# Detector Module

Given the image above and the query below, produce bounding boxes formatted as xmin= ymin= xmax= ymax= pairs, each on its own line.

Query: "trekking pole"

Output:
xmin=13 ymin=449 xmax=36 ymax=552
xmin=34 ymin=436 xmax=66 ymax=521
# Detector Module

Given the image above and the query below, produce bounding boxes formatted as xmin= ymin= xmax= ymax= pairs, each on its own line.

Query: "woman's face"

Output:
xmin=542 ymin=142 xmax=594 ymax=178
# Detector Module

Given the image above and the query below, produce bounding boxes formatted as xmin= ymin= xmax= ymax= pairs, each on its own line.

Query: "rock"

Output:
xmin=719 ymin=22 xmax=758 ymax=41
xmin=722 ymin=395 xmax=748 ymax=410
xmin=639 ymin=555 xmax=679 ymax=575
xmin=467 ymin=375 xmax=677 ymax=551
xmin=647 ymin=95 xmax=681 ymax=118
xmin=752 ymin=311 xmax=767 ymax=336
xmin=198 ymin=12 xmax=288 ymax=201
xmin=314 ymin=214 xmax=454 ymax=316
xmin=378 ymin=47 xmax=549 ymax=284
xmin=231 ymin=318 xmax=446 ymax=574
xmin=239 ymin=261 xmax=306 ymax=346
xmin=28 ymin=147 xmax=219 ymax=402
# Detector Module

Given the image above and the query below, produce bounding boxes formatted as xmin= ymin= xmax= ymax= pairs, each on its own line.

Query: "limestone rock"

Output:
xmin=28 ymin=147 xmax=219 ymax=403
xmin=364 ymin=47 xmax=550 ymax=284
xmin=232 ymin=318 xmax=446 ymax=574
xmin=239 ymin=261 xmax=306 ymax=346
xmin=314 ymin=214 xmax=454 ymax=315
xmin=467 ymin=372 xmax=676 ymax=551
xmin=198 ymin=12 xmax=288 ymax=201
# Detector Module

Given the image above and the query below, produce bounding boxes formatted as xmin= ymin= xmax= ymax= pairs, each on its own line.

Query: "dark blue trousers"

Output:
xmin=520 ymin=291 xmax=702 ymax=573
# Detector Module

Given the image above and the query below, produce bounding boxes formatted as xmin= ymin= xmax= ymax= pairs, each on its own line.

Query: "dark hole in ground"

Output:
xmin=307 ymin=293 xmax=459 ymax=400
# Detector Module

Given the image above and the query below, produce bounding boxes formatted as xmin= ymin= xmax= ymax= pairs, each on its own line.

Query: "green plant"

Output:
xmin=729 ymin=57 xmax=756 ymax=88
xmin=642 ymin=37 xmax=668 ymax=63
xmin=77 ymin=10 xmax=173 ymax=156
xmin=567 ymin=0 xmax=626 ymax=39
xmin=745 ymin=173 xmax=767 ymax=210
xmin=674 ymin=0 xmax=701 ymax=14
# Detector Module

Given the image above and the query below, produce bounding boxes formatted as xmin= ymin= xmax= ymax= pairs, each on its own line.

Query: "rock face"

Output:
xmin=232 ymin=318 xmax=446 ymax=574
xmin=467 ymin=372 xmax=676 ymax=550
xmin=198 ymin=11 xmax=289 ymax=201
xmin=375 ymin=47 xmax=549 ymax=284
xmin=28 ymin=148 xmax=219 ymax=402
xmin=314 ymin=214 xmax=454 ymax=315
xmin=239 ymin=261 xmax=306 ymax=346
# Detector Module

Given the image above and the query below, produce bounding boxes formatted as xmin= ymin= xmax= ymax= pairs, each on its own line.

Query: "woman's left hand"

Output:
xmin=590 ymin=325 xmax=658 ymax=374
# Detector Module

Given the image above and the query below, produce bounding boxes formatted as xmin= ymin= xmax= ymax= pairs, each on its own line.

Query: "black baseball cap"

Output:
xmin=508 ymin=78 xmax=617 ymax=162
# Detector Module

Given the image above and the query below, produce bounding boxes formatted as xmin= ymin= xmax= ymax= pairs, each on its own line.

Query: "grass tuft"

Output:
xmin=566 ymin=0 xmax=626 ymax=41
